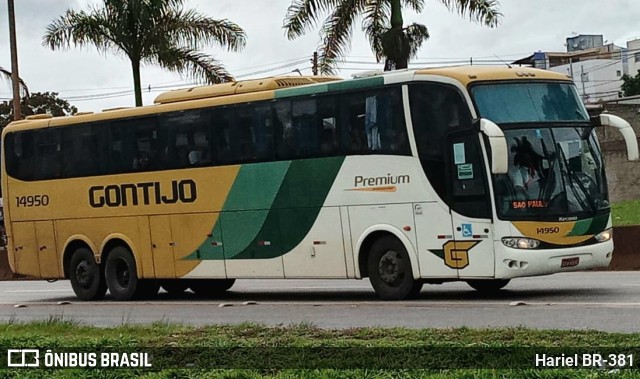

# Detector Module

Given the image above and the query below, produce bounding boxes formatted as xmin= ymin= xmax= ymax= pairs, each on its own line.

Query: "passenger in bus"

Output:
xmin=509 ymin=137 xmax=543 ymax=197
xmin=188 ymin=149 xmax=202 ymax=165
xmin=133 ymin=151 xmax=153 ymax=171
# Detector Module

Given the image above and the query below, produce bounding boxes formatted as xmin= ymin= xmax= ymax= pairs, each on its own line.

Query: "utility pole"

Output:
xmin=311 ymin=51 xmax=318 ymax=76
xmin=8 ymin=0 xmax=22 ymax=121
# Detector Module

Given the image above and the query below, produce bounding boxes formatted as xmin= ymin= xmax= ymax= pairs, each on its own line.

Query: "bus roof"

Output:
xmin=415 ymin=65 xmax=571 ymax=86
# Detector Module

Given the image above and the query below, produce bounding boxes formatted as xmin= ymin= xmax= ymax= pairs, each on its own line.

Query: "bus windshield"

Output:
xmin=471 ymin=82 xmax=608 ymax=220
xmin=492 ymin=127 xmax=608 ymax=220
xmin=471 ymin=82 xmax=589 ymax=123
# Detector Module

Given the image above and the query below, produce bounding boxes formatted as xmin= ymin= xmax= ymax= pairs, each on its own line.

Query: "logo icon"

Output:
xmin=427 ymin=240 xmax=481 ymax=269
xmin=461 ymin=224 xmax=473 ymax=237
xmin=7 ymin=349 xmax=40 ymax=367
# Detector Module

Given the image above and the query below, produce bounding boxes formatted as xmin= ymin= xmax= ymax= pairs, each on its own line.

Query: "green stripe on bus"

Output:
xmin=274 ymin=76 xmax=384 ymax=99
xmin=567 ymin=218 xmax=592 ymax=237
xmin=567 ymin=213 xmax=610 ymax=237
xmin=230 ymin=157 xmax=345 ymax=259
xmin=585 ymin=213 xmax=609 ymax=235
xmin=223 ymin=161 xmax=291 ymax=211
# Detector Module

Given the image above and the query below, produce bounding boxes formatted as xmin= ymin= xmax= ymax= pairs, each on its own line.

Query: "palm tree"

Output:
xmin=284 ymin=0 xmax=501 ymax=74
xmin=43 ymin=0 xmax=247 ymax=106
xmin=0 ymin=66 xmax=29 ymax=97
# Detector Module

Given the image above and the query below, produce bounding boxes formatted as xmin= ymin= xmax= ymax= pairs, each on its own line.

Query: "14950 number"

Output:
xmin=16 ymin=195 xmax=50 ymax=208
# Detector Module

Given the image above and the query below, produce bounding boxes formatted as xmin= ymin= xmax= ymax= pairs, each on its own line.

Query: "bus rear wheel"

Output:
xmin=69 ymin=247 xmax=107 ymax=301
xmin=467 ymin=279 xmax=510 ymax=293
xmin=367 ymin=236 xmax=420 ymax=300
xmin=104 ymin=246 xmax=149 ymax=301
xmin=189 ymin=279 xmax=235 ymax=297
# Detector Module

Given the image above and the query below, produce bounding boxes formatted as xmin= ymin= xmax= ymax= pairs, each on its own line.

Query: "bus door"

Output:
xmin=445 ymin=132 xmax=495 ymax=278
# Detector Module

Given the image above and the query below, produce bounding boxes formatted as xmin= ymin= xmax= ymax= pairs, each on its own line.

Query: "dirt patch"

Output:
xmin=0 ymin=249 xmax=13 ymax=280
xmin=609 ymin=226 xmax=640 ymax=270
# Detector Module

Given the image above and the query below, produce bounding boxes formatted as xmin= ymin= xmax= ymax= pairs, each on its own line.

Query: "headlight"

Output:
xmin=594 ymin=229 xmax=613 ymax=242
xmin=502 ymin=237 xmax=541 ymax=249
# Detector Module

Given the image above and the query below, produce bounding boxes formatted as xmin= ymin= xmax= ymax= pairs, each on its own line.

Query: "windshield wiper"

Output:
xmin=557 ymin=143 xmax=597 ymax=213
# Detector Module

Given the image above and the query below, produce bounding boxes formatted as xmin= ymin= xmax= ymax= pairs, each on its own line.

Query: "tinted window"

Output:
xmin=62 ymin=124 xmax=109 ymax=178
xmin=5 ymin=132 xmax=36 ymax=181
xmin=4 ymin=86 xmax=411 ymax=181
xmin=35 ymin=129 xmax=62 ymax=180
xmin=410 ymin=83 xmax=473 ymax=200
xmin=162 ymin=110 xmax=213 ymax=169
xmin=340 ymin=87 xmax=409 ymax=156
xmin=471 ymin=82 xmax=588 ymax=123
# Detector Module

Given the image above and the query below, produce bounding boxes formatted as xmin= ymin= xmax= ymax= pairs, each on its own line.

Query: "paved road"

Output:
xmin=1 ymin=272 xmax=639 ymax=332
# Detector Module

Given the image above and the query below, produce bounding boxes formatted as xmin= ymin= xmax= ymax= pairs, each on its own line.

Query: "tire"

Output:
xmin=160 ymin=280 xmax=189 ymax=295
xmin=104 ymin=246 xmax=142 ymax=301
xmin=467 ymin=279 xmax=510 ymax=293
xmin=189 ymin=279 xmax=236 ymax=297
xmin=68 ymin=247 xmax=107 ymax=301
xmin=367 ymin=236 xmax=418 ymax=300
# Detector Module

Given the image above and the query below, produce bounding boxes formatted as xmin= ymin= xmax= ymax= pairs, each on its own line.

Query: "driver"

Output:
xmin=509 ymin=137 xmax=542 ymax=197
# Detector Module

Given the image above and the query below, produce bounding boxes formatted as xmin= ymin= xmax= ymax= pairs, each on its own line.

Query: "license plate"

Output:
xmin=561 ymin=257 xmax=580 ymax=268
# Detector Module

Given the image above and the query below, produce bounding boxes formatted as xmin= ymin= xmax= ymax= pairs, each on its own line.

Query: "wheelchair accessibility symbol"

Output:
xmin=461 ymin=224 xmax=473 ymax=237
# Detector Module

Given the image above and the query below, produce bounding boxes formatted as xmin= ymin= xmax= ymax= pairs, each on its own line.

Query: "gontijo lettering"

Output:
xmin=89 ymin=180 xmax=197 ymax=208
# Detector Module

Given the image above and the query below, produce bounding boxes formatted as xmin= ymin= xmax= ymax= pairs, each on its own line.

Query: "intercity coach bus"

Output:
xmin=2 ymin=66 xmax=638 ymax=301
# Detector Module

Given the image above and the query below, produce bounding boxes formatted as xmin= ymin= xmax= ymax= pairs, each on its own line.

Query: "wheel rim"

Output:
xmin=379 ymin=250 xmax=403 ymax=286
xmin=75 ymin=260 xmax=93 ymax=289
xmin=114 ymin=258 xmax=130 ymax=289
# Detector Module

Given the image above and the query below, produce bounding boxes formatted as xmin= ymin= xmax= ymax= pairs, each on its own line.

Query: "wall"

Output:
xmin=598 ymin=104 xmax=640 ymax=201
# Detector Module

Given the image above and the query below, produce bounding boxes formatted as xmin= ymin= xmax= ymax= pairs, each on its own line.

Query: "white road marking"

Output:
xmin=3 ymin=289 xmax=73 ymax=293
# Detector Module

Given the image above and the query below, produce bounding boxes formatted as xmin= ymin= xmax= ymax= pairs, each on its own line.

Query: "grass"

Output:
xmin=612 ymin=199 xmax=640 ymax=227
xmin=1 ymin=321 xmax=640 ymax=378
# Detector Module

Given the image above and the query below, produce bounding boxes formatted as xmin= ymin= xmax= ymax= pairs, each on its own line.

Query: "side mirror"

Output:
xmin=480 ymin=118 xmax=508 ymax=174
xmin=599 ymin=114 xmax=639 ymax=161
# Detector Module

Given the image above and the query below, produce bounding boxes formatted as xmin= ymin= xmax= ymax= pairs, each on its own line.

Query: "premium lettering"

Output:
xmin=89 ymin=180 xmax=197 ymax=208
xmin=354 ymin=174 xmax=410 ymax=188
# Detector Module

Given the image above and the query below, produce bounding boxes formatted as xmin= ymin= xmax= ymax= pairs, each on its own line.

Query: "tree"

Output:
xmin=621 ymin=71 xmax=640 ymax=97
xmin=0 ymin=66 xmax=29 ymax=97
xmin=43 ymin=0 xmax=247 ymax=107
xmin=0 ymin=92 xmax=78 ymax=129
xmin=284 ymin=0 xmax=501 ymax=74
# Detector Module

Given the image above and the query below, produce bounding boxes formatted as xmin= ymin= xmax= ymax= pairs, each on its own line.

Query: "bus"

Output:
xmin=2 ymin=66 xmax=638 ymax=301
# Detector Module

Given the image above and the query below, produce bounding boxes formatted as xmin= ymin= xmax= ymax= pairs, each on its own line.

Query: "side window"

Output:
xmin=291 ymin=99 xmax=318 ymax=158
xmin=410 ymin=83 xmax=472 ymax=200
xmin=341 ymin=93 xmax=367 ymax=154
xmin=62 ymin=124 xmax=109 ymax=178
xmin=317 ymin=96 xmax=339 ymax=156
xmin=274 ymin=100 xmax=293 ymax=159
xmin=111 ymin=117 xmax=161 ymax=173
xmin=410 ymin=83 xmax=472 ymax=159
xmin=213 ymin=107 xmax=235 ymax=165
xmin=162 ymin=110 xmax=213 ymax=169
xmin=340 ymin=87 xmax=409 ymax=155
xmin=5 ymin=132 xmax=36 ymax=181
xmin=236 ymin=104 xmax=274 ymax=163
xmin=35 ymin=129 xmax=62 ymax=180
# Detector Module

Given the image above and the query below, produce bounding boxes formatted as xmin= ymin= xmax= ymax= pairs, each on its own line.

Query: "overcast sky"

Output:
xmin=0 ymin=0 xmax=639 ymax=112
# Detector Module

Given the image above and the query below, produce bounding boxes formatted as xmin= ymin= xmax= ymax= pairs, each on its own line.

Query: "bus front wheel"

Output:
xmin=189 ymin=279 xmax=236 ymax=297
xmin=367 ymin=236 xmax=421 ymax=300
xmin=104 ymin=246 xmax=153 ymax=301
xmin=467 ymin=279 xmax=510 ymax=293
xmin=69 ymin=247 xmax=107 ymax=301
